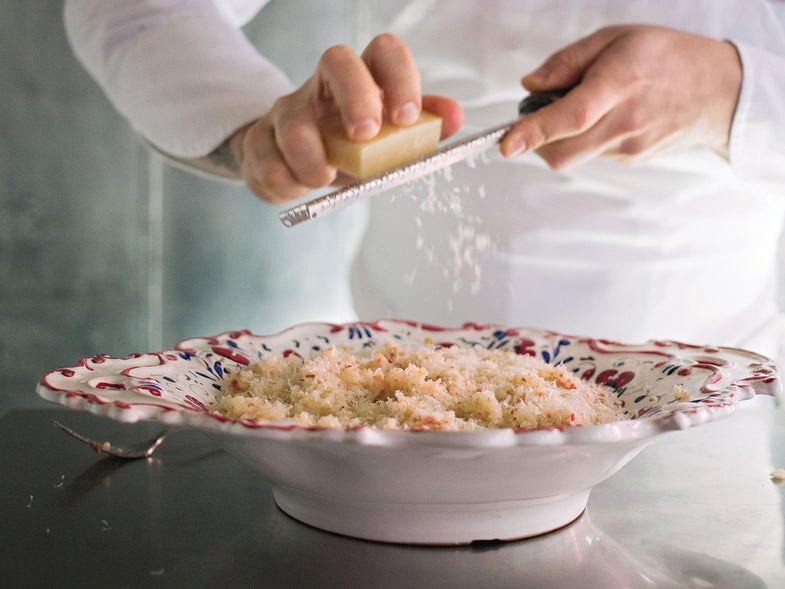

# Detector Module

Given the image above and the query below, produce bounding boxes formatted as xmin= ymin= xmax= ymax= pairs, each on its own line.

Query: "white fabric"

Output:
xmin=354 ymin=0 xmax=785 ymax=362
xmin=63 ymin=0 xmax=289 ymax=157
xmin=732 ymin=40 xmax=785 ymax=182
xmin=63 ymin=0 xmax=785 ymax=361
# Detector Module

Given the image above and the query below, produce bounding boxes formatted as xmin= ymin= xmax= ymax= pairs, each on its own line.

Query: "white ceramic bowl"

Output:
xmin=37 ymin=321 xmax=780 ymax=544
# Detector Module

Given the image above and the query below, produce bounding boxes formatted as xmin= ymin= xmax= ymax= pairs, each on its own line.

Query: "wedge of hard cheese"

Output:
xmin=321 ymin=111 xmax=443 ymax=179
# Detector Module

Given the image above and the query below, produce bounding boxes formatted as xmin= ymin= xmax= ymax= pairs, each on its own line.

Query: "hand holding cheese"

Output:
xmin=228 ymin=34 xmax=462 ymax=204
xmin=321 ymin=111 xmax=443 ymax=179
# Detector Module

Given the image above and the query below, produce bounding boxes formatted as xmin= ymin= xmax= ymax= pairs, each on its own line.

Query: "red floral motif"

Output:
xmin=96 ymin=382 xmax=125 ymax=390
xmin=514 ymin=338 xmax=536 ymax=357
xmin=461 ymin=322 xmax=494 ymax=331
xmin=211 ymin=346 xmax=250 ymax=366
xmin=595 ymin=370 xmax=635 ymax=388
xmin=433 ymin=342 xmax=455 ymax=349
xmin=137 ymin=385 xmax=162 ymax=397
xmin=204 ymin=330 xmax=252 ymax=345
xmin=183 ymin=395 xmax=207 ymax=411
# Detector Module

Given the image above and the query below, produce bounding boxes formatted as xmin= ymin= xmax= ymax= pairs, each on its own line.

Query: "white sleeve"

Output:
xmin=728 ymin=40 xmax=785 ymax=182
xmin=63 ymin=0 xmax=294 ymax=158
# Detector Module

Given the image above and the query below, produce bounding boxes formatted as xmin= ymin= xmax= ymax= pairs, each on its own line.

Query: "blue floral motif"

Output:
xmin=490 ymin=330 xmax=509 ymax=348
xmin=662 ymin=364 xmax=681 ymax=376
xmin=348 ymin=325 xmax=374 ymax=339
xmin=552 ymin=338 xmax=571 ymax=359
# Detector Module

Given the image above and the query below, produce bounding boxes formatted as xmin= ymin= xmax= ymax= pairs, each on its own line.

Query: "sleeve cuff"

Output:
xmin=64 ymin=0 xmax=294 ymax=158
xmin=728 ymin=40 xmax=785 ymax=182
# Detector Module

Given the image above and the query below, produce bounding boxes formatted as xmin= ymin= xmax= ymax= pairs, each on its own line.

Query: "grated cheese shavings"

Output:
xmin=218 ymin=341 xmax=625 ymax=431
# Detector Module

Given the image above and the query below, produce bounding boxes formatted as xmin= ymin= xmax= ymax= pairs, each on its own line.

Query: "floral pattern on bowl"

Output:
xmin=38 ymin=320 xmax=779 ymax=437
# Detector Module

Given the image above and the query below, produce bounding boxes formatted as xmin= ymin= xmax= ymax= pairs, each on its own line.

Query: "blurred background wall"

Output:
xmin=0 ymin=1 xmax=369 ymax=415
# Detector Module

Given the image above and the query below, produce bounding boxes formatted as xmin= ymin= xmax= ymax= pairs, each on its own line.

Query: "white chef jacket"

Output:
xmin=64 ymin=0 xmax=785 ymax=361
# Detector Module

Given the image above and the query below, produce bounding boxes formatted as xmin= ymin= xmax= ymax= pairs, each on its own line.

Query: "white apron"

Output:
xmin=350 ymin=0 xmax=785 ymax=360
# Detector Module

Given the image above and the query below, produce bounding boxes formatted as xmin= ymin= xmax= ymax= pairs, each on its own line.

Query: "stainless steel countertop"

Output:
xmin=2 ymin=403 xmax=783 ymax=588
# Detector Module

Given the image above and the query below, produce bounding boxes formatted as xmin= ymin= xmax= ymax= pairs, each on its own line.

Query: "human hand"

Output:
xmin=228 ymin=34 xmax=463 ymax=204
xmin=500 ymin=25 xmax=742 ymax=168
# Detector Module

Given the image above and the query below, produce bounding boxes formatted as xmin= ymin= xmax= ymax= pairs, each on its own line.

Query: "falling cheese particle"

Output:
xmin=321 ymin=111 xmax=443 ymax=179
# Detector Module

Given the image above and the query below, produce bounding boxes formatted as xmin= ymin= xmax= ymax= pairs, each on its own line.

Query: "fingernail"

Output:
xmin=522 ymin=69 xmax=551 ymax=89
xmin=393 ymin=102 xmax=419 ymax=126
xmin=525 ymin=66 xmax=548 ymax=80
xmin=505 ymin=137 xmax=527 ymax=157
xmin=351 ymin=119 xmax=380 ymax=140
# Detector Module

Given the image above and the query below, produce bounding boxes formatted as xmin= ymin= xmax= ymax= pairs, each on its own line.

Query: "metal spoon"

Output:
xmin=52 ymin=420 xmax=176 ymax=459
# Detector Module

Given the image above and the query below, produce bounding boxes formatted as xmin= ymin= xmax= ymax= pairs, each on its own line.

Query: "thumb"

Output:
xmin=523 ymin=27 xmax=620 ymax=91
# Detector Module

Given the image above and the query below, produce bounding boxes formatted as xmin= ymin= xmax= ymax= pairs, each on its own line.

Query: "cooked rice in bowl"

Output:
xmin=217 ymin=341 xmax=625 ymax=431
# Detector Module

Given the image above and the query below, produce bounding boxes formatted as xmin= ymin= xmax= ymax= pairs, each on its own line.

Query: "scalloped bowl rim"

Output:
xmin=36 ymin=320 xmax=781 ymax=449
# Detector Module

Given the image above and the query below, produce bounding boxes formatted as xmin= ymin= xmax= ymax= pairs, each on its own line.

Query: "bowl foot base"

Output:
xmin=271 ymin=487 xmax=590 ymax=545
